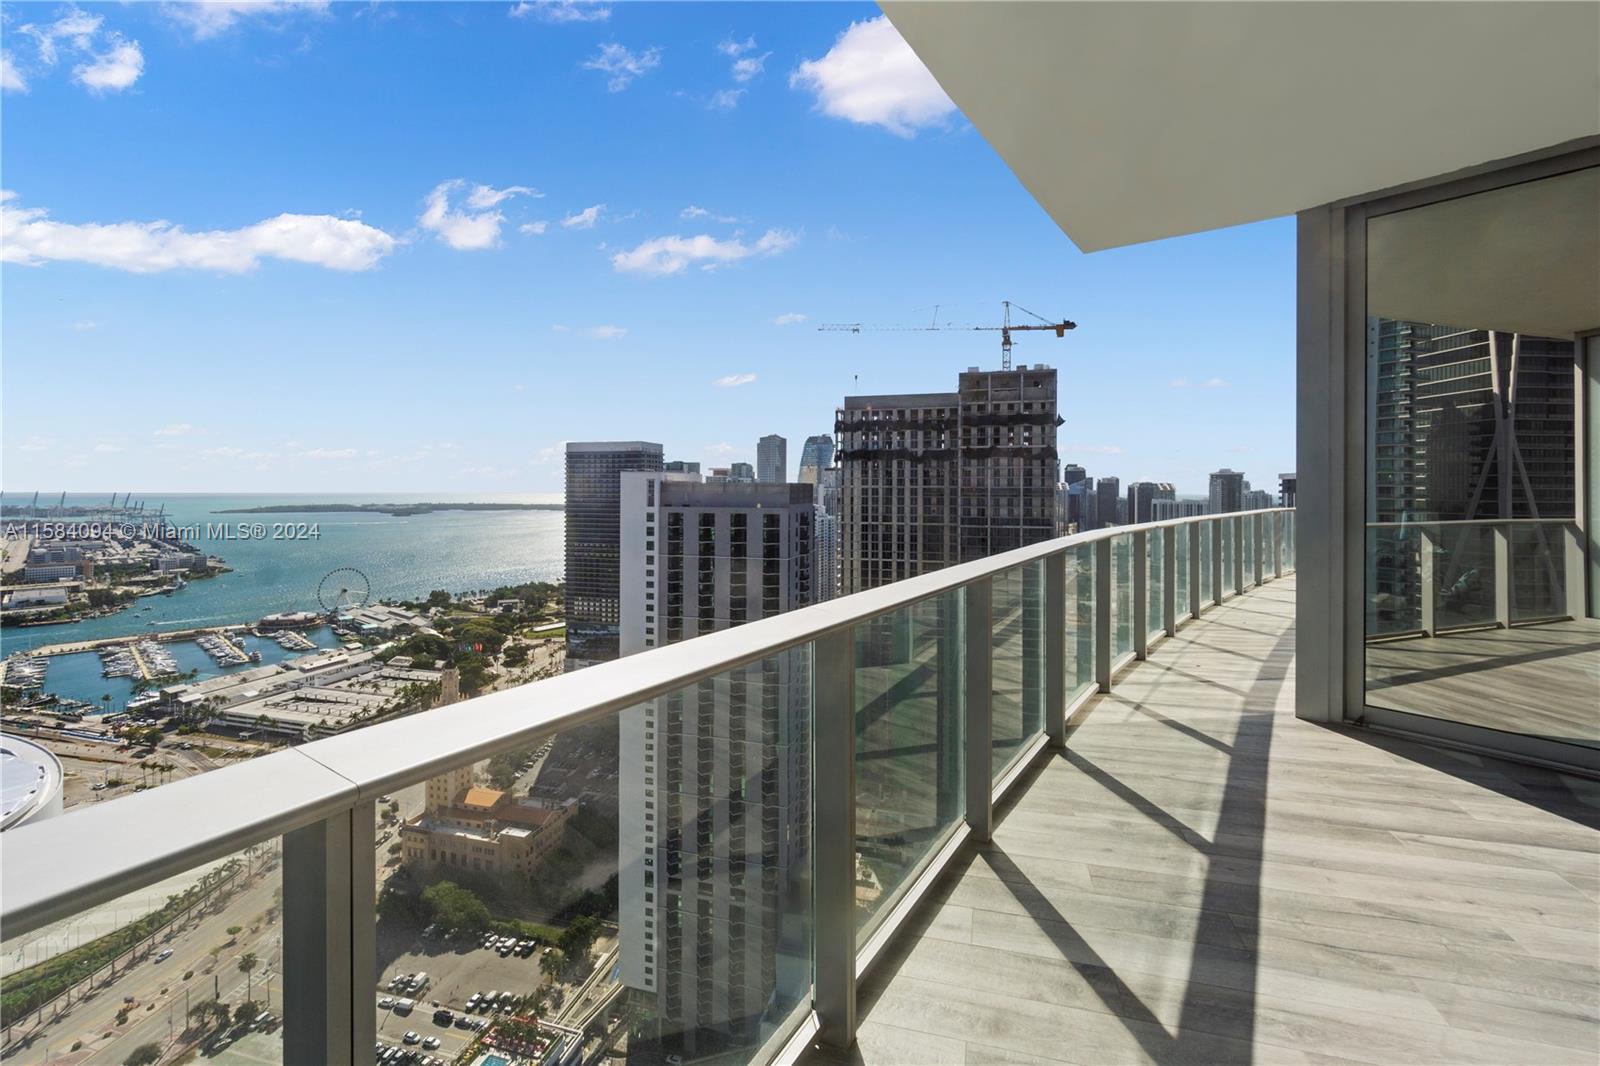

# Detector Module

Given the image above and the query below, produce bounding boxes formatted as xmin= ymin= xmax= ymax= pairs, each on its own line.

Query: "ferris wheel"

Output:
xmin=317 ymin=567 xmax=372 ymax=613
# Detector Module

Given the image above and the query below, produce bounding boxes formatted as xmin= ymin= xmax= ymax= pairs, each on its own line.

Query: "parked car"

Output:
xmin=394 ymin=998 xmax=415 ymax=1015
xmin=403 ymin=1031 xmax=420 ymax=1045
xmin=155 ymin=948 xmax=173 ymax=962
xmin=422 ymin=1036 xmax=441 ymax=1050
xmin=454 ymin=1015 xmax=475 ymax=1030
xmin=379 ymin=996 xmax=395 ymax=1010
xmin=432 ymin=1008 xmax=453 ymax=1025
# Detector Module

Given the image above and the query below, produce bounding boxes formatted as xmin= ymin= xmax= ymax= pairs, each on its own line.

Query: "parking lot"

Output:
xmin=373 ymin=933 xmax=554 ymax=1062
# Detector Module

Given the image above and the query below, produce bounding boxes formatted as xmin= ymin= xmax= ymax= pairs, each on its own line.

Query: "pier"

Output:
xmin=126 ymin=643 xmax=156 ymax=682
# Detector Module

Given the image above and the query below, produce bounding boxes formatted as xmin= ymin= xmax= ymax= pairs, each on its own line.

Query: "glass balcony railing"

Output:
xmin=0 ymin=510 xmax=1295 ymax=1066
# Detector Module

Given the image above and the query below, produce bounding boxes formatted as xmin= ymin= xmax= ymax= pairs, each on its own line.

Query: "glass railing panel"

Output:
xmin=854 ymin=589 xmax=964 ymax=932
xmin=1430 ymin=523 xmax=1497 ymax=632
xmin=1199 ymin=521 xmax=1214 ymax=605
xmin=1245 ymin=516 xmax=1258 ymax=580
xmin=1146 ymin=529 xmax=1165 ymax=640
xmin=1064 ymin=544 xmax=1096 ymax=706
xmin=1510 ymin=522 xmax=1570 ymax=621
xmin=376 ymin=650 xmax=814 ymax=1066
xmin=1111 ymin=535 xmax=1133 ymax=661
xmin=0 ymin=840 xmax=286 ymax=1065
xmin=1220 ymin=519 xmax=1234 ymax=596
xmin=1285 ymin=512 xmax=1296 ymax=569
xmin=1366 ymin=524 xmax=1423 ymax=637
xmin=1174 ymin=526 xmax=1190 ymax=620
xmin=990 ymin=564 xmax=1045 ymax=782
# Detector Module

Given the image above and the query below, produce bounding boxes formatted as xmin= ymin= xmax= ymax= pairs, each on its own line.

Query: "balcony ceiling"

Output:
xmin=881 ymin=2 xmax=1600 ymax=252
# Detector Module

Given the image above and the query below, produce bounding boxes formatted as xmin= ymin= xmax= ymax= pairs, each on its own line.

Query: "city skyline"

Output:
xmin=2 ymin=3 xmax=1295 ymax=498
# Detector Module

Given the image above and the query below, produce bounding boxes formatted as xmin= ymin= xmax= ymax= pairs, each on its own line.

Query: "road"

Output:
xmin=2 ymin=852 xmax=282 ymax=1065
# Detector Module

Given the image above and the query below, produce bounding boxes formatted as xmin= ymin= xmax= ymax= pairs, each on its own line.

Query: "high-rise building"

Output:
xmin=729 ymin=462 xmax=756 ymax=483
xmin=757 ymin=434 xmax=788 ymax=483
xmin=1094 ymin=476 xmax=1121 ymax=528
xmin=836 ymin=365 xmax=1059 ymax=592
xmin=1126 ymin=481 xmax=1176 ymax=524
xmin=1151 ymin=498 xmax=1207 ymax=520
xmin=565 ymin=441 xmax=664 ymax=668
xmin=1066 ymin=475 xmax=1096 ymax=531
xmin=1279 ymin=473 xmax=1297 ymax=508
xmin=1208 ymin=469 xmax=1246 ymax=514
xmin=1062 ymin=463 xmax=1087 ymax=486
xmin=1244 ymin=487 xmax=1274 ymax=511
xmin=796 ymin=435 xmax=835 ymax=484
xmin=664 ymin=460 xmax=701 ymax=475
xmin=617 ymin=473 xmax=815 ymax=1055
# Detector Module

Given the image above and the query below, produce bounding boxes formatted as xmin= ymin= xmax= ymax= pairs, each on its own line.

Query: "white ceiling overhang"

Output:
xmin=882 ymin=1 xmax=1600 ymax=253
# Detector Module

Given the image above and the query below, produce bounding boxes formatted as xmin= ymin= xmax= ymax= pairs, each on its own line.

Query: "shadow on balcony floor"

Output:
xmin=804 ymin=574 xmax=1600 ymax=1066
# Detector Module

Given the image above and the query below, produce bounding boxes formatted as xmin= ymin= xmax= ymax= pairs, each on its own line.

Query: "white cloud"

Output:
xmin=73 ymin=34 xmax=143 ymax=93
xmin=717 ymin=36 xmax=755 ymax=57
xmin=612 ymin=229 xmax=797 ymax=277
xmin=707 ymin=88 xmax=744 ymax=110
xmin=420 ymin=180 xmax=536 ymax=251
xmin=1203 ymin=377 xmax=1229 ymax=389
xmin=302 ymin=447 xmax=357 ymax=460
xmin=154 ymin=423 xmax=196 ymax=437
xmin=680 ymin=205 xmax=737 ymax=223
xmin=510 ymin=1 xmax=609 ymax=23
xmin=162 ymin=1 xmax=331 ymax=41
xmin=587 ymin=325 xmax=627 ymax=339
xmin=2 ymin=192 xmax=397 ymax=273
xmin=519 ymin=220 xmax=548 ymax=235
xmin=773 ymin=312 xmax=807 ymax=326
xmin=1 ymin=52 xmax=27 ymax=93
xmin=1170 ymin=376 xmax=1230 ymax=390
xmin=69 ymin=319 xmax=97 ymax=331
xmin=19 ymin=10 xmax=103 ymax=66
xmin=791 ymin=16 xmax=956 ymax=137
xmin=582 ymin=42 xmax=660 ymax=92
xmin=730 ymin=53 xmax=768 ymax=83
xmin=93 ymin=442 xmax=125 ymax=453
xmin=713 ymin=373 xmax=757 ymax=388
xmin=706 ymin=441 xmax=737 ymax=456
xmin=20 ymin=436 xmax=52 ymax=452
xmin=562 ymin=203 xmax=604 ymax=229
xmin=550 ymin=324 xmax=571 ymax=332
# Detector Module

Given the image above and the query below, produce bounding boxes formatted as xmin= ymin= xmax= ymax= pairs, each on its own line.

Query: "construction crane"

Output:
xmin=819 ymin=300 xmax=1076 ymax=371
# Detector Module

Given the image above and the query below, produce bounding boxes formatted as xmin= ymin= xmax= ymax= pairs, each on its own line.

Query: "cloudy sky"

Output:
xmin=1 ymin=1 xmax=1294 ymax=496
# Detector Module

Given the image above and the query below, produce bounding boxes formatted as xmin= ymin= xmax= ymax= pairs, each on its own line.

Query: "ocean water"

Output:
xmin=2 ymin=493 xmax=564 ymax=655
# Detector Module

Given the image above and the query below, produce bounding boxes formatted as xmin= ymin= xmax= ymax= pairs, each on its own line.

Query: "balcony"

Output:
xmin=3 ymin=511 xmax=1596 ymax=1066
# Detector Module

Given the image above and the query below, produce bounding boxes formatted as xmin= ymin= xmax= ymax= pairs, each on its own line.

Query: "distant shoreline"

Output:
xmin=213 ymin=502 xmax=564 ymax=516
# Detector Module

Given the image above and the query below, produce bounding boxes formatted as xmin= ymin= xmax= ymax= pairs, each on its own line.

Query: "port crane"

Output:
xmin=818 ymin=300 xmax=1076 ymax=371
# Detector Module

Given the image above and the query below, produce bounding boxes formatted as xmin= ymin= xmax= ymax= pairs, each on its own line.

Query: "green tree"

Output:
xmin=426 ymin=590 xmax=452 ymax=609
xmin=123 ymin=1043 xmax=163 ymax=1066
xmin=558 ymin=915 xmax=601 ymax=964
xmin=539 ymin=949 xmax=565 ymax=981
xmin=237 ymin=951 xmax=258 ymax=1001
xmin=421 ymin=880 xmax=490 ymax=933
xmin=234 ymin=1000 xmax=261 ymax=1026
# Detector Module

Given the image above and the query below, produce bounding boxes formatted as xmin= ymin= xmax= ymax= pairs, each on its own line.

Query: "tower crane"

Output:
xmin=818 ymin=300 xmax=1076 ymax=371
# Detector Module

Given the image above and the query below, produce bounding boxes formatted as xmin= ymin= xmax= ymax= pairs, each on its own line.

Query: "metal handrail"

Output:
xmin=1365 ymin=517 xmax=1576 ymax=528
xmin=1 ymin=508 xmax=1294 ymax=1062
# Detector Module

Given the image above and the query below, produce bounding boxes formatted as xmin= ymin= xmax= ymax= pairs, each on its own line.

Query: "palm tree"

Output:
xmin=238 ymin=951 xmax=258 ymax=1001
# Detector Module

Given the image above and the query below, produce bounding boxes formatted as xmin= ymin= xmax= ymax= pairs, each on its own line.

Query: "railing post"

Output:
xmin=964 ymin=577 xmax=994 ymax=842
xmin=1211 ymin=518 xmax=1224 ymax=606
xmin=1094 ymin=538 xmax=1112 ymax=692
xmin=1162 ymin=527 xmax=1178 ymax=636
xmin=1272 ymin=512 xmax=1283 ymax=579
xmin=283 ymin=802 xmax=375 ymax=1066
xmin=813 ymin=626 xmax=857 ymax=1051
xmin=1493 ymin=522 xmax=1512 ymax=628
xmin=1044 ymin=551 xmax=1066 ymax=749
xmin=1232 ymin=515 xmax=1246 ymax=595
xmin=1132 ymin=530 xmax=1149 ymax=660
xmin=1189 ymin=522 xmax=1202 ymax=618
xmin=1420 ymin=526 xmax=1438 ymax=637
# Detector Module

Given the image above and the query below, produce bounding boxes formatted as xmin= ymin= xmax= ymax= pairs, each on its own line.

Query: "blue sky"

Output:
xmin=2 ymin=1 xmax=1295 ymax=498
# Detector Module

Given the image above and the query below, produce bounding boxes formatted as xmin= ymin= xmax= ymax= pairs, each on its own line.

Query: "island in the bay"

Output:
xmin=214 ymin=502 xmax=563 ymax=516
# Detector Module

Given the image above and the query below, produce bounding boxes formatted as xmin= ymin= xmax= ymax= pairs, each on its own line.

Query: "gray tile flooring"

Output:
xmin=806 ymin=574 xmax=1600 ymax=1065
